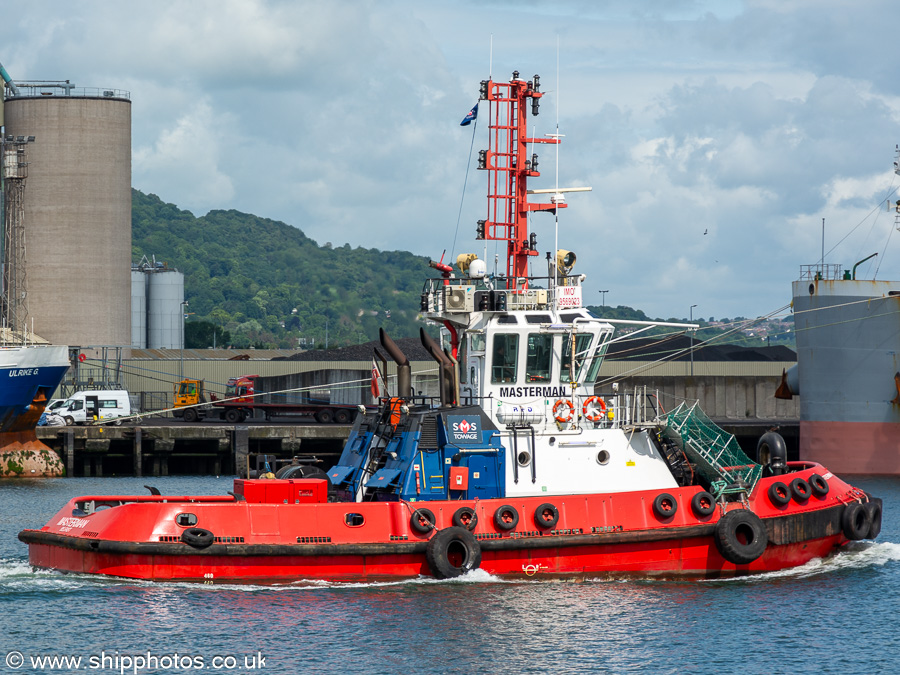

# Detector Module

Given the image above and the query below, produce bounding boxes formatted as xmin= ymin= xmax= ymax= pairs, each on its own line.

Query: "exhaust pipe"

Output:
xmin=379 ymin=328 xmax=411 ymax=399
xmin=420 ymin=328 xmax=457 ymax=407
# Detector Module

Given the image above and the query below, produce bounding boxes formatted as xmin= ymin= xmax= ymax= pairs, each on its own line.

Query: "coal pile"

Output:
xmin=275 ymin=337 xmax=433 ymax=362
xmin=606 ymin=335 xmax=795 ymax=362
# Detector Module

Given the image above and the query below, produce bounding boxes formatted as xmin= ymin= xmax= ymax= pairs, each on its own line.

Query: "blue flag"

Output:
xmin=460 ymin=103 xmax=478 ymax=126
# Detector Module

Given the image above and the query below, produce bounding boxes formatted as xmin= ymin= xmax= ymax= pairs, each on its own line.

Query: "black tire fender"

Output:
xmin=842 ymin=502 xmax=872 ymax=541
xmin=425 ymin=526 xmax=482 ymax=579
xmin=410 ymin=508 xmax=436 ymax=534
xmin=790 ymin=477 xmax=811 ymax=502
xmin=494 ymin=505 xmax=519 ymax=531
xmin=808 ymin=473 xmax=829 ymax=498
xmin=864 ymin=499 xmax=883 ymax=540
xmin=690 ymin=491 xmax=716 ymax=518
xmin=452 ymin=507 xmax=478 ymax=531
xmin=534 ymin=503 xmax=559 ymax=529
xmin=653 ymin=493 xmax=678 ymax=519
xmin=181 ymin=527 xmax=215 ymax=549
xmin=714 ymin=510 xmax=768 ymax=565
xmin=768 ymin=481 xmax=791 ymax=507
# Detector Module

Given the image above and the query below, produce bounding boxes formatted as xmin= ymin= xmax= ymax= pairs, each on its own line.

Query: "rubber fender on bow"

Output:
xmin=808 ymin=473 xmax=829 ymax=498
xmin=690 ymin=491 xmax=716 ymax=518
xmin=425 ymin=526 xmax=482 ymax=579
xmin=714 ymin=510 xmax=768 ymax=565
xmin=841 ymin=502 xmax=872 ymax=541
xmin=790 ymin=477 xmax=811 ymax=502
xmin=652 ymin=493 xmax=678 ymax=519
xmin=767 ymin=481 xmax=791 ymax=507
xmin=864 ymin=499 xmax=883 ymax=540
xmin=180 ymin=527 xmax=215 ymax=549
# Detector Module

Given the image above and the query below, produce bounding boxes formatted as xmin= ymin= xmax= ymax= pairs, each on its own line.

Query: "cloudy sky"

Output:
xmin=4 ymin=0 xmax=900 ymax=321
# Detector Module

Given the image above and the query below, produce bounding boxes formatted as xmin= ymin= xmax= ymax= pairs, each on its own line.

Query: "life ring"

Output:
xmin=534 ymin=503 xmax=559 ymax=529
xmin=494 ymin=505 xmax=519 ymax=531
xmin=180 ymin=527 xmax=215 ymax=549
xmin=452 ymin=506 xmax=478 ymax=531
xmin=652 ymin=492 xmax=678 ymax=519
xmin=808 ymin=473 xmax=829 ymax=498
xmin=78 ymin=353 xmax=86 ymax=363
xmin=790 ymin=477 xmax=811 ymax=502
xmin=691 ymin=491 xmax=716 ymax=518
xmin=582 ymin=396 xmax=607 ymax=422
xmin=714 ymin=510 xmax=768 ymax=565
xmin=768 ymin=481 xmax=791 ymax=507
xmin=410 ymin=507 xmax=436 ymax=534
xmin=552 ymin=399 xmax=574 ymax=423
xmin=864 ymin=499 xmax=883 ymax=539
xmin=841 ymin=502 xmax=872 ymax=541
xmin=425 ymin=526 xmax=482 ymax=579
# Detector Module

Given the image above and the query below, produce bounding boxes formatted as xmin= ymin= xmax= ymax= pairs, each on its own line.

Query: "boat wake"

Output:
xmin=0 ymin=556 xmax=508 ymax=593
xmin=5 ymin=542 xmax=896 ymax=592
xmin=708 ymin=540 xmax=900 ymax=584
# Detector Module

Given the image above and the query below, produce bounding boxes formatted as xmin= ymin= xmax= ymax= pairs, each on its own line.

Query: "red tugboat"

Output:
xmin=20 ymin=71 xmax=882 ymax=582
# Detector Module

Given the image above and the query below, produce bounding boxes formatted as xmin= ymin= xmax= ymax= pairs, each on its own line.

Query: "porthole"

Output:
xmin=176 ymin=513 xmax=198 ymax=527
xmin=596 ymin=450 xmax=610 ymax=465
xmin=345 ymin=513 xmax=365 ymax=527
xmin=808 ymin=283 xmax=815 ymax=295
xmin=517 ymin=450 xmax=532 ymax=466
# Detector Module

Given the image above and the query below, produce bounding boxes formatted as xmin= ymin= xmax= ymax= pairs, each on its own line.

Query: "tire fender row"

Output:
xmin=767 ymin=473 xmax=830 ymax=507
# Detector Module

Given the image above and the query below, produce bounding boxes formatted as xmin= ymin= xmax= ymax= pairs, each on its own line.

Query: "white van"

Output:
xmin=46 ymin=398 xmax=68 ymax=412
xmin=60 ymin=390 xmax=132 ymax=426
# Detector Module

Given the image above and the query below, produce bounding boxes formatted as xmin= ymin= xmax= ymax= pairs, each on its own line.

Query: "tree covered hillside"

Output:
xmin=132 ymin=190 xmax=434 ymax=349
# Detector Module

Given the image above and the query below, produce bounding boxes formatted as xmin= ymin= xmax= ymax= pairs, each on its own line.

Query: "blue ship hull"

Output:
xmin=0 ymin=345 xmax=70 ymax=434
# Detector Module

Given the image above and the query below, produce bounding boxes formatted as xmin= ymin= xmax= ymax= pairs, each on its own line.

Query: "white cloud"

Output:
xmin=133 ymin=100 xmax=236 ymax=209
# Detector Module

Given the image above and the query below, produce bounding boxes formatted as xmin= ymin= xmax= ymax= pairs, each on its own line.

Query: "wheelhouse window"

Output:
xmin=560 ymin=334 xmax=594 ymax=382
xmin=491 ymin=334 xmax=519 ymax=383
xmin=585 ymin=340 xmax=609 ymax=383
xmin=526 ymin=334 xmax=553 ymax=382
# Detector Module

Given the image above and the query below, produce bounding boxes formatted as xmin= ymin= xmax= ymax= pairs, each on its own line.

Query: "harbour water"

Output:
xmin=2 ymin=475 xmax=898 ymax=674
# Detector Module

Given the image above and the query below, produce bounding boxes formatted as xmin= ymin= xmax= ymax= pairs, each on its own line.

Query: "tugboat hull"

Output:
xmin=19 ymin=463 xmax=876 ymax=582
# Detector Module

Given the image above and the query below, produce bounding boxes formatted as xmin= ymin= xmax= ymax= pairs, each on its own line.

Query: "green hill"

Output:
xmin=131 ymin=189 xmax=433 ymax=349
xmin=132 ymin=189 xmax=795 ymax=350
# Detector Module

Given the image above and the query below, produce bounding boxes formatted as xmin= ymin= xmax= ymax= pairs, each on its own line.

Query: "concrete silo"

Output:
xmin=3 ymin=82 xmax=132 ymax=349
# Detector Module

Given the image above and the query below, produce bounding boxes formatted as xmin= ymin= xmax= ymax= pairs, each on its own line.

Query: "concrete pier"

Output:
xmin=36 ymin=424 xmax=352 ymax=477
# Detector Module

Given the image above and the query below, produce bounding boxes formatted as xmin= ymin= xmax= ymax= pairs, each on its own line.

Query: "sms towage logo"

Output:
xmin=449 ymin=416 xmax=480 ymax=443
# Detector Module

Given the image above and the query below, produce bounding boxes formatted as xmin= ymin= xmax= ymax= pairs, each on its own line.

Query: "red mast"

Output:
xmin=477 ymin=71 xmax=563 ymax=287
